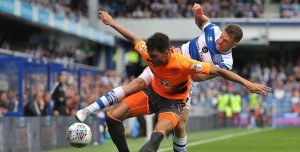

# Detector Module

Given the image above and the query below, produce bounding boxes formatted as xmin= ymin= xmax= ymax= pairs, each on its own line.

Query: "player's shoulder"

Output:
xmin=204 ymin=23 xmax=221 ymax=31
xmin=135 ymin=40 xmax=147 ymax=51
xmin=172 ymin=53 xmax=199 ymax=69
xmin=172 ymin=52 xmax=191 ymax=60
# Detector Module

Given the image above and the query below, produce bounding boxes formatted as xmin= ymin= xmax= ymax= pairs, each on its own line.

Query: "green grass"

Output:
xmin=46 ymin=127 xmax=300 ymax=152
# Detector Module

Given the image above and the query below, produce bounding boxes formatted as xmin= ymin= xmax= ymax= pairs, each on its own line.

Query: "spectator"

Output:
xmin=0 ymin=100 xmax=9 ymax=116
xmin=65 ymin=97 xmax=77 ymax=116
xmin=51 ymin=73 xmax=66 ymax=116
xmin=43 ymin=92 xmax=53 ymax=115
xmin=24 ymin=92 xmax=44 ymax=116
xmin=217 ymin=89 xmax=230 ymax=127
xmin=291 ymin=88 xmax=300 ymax=105
xmin=274 ymin=80 xmax=286 ymax=100
xmin=230 ymin=90 xmax=242 ymax=128
xmin=291 ymin=102 xmax=300 ymax=113
xmin=248 ymin=93 xmax=261 ymax=128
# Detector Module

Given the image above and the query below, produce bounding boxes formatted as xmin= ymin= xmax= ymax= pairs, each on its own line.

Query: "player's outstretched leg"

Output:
xmin=139 ymin=131 xmax=164 ymax=152
xmin=76 ymin=77 xmax=149 ymax=122
xmin=76 ymin=86 xmax=125 ymax=122
xmin=173 ymin=109 xmax=189 ymax=152
xmin=106 ymin=112 xmax=129 ymax=152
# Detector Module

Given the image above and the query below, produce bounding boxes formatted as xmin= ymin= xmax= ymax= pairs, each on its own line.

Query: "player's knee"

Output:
xmin=174 ymin=121 xmax=186 ymax=135
xmin=180 ymin=116 xmax=188 ymax=124
xmin=105 ymin=112 xmax=122 ymax=127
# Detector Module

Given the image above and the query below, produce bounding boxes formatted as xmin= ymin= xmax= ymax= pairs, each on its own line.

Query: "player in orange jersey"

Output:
xmin=76 ymin=11 xmax=271 ymax=152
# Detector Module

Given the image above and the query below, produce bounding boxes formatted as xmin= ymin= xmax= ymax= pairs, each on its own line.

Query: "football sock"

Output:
xmin=86 ymin=87 xmax=125 ymax=112
xmin=139 ymin=131 xmax=164 ymax=152
xmin=173 ymin=135 xmax=187 ymax=152
xmin=106 ymin=113 xmax=129 ymax=152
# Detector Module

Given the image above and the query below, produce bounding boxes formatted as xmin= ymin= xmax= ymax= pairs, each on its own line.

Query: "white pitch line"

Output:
xmin=158 ymin=127 xmax=275 ymax=152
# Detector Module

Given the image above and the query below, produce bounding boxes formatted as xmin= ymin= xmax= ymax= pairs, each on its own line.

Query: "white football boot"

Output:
xmin=75 ymin=108 xmax=91 ymax=122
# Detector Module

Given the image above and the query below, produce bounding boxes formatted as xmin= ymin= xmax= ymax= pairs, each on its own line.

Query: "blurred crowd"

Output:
xmin=0 ymin=55 xmax=299 ymax=118
xmin=21 ymin=0 xmax=265 ymax=19
xmin=0 ymin=69 xmax=131 ymax=117
xmin=1 ymin=39 xmax=96 ymax=65
xmin=21 ymin=0 xmax=88 ymax=22
xmin=189 ymin=57 xmax=300 ymax=127
xmin=100 ymin=0 xmax=264 ymax=18
xmin=280 ymin=0 xmax=300 ymax=18
xmin=19 ymin=0 xmax=300 ymax=21
xmin=0 ymin=23 xmax=97 ymax=65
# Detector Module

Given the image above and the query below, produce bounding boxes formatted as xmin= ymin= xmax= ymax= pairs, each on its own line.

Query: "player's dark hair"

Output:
xmin=224 ymin=24 xmax=243 ymax=42
xmin=146 ymin=32 xmax=170 ymax=53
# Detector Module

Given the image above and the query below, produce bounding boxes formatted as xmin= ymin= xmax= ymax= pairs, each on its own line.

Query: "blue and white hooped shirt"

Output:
xmin=180 ymin=23 xmax=233 ymax=70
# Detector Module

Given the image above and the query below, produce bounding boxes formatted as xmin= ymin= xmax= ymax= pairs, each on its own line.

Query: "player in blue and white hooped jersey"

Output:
xmin=171 ymin=4 xmax=243 ymax=152
xmin=139 ymin=4 xmax=243 ymax=151
xmin=76 ymin=3 xmax=243 ymax=152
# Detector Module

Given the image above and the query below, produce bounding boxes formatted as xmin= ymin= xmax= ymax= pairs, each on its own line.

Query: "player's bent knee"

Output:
xmin=106 ymin=112 xmax=122 ymax=126
xmin=107 ymin=102 xmax=132 ymax=121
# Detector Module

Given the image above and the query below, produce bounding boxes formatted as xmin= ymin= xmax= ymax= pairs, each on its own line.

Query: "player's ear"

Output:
xmin=232 ymin=43 xmax=238 ymax=48
xmin=164 ymin=50 xmax=169 ymax=56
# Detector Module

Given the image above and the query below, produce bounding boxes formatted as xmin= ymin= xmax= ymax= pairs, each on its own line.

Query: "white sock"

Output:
xmin=173 ymin=135 xmax=187 ymax=152
xmin=86 ymin=87 xmax=125 ymax=112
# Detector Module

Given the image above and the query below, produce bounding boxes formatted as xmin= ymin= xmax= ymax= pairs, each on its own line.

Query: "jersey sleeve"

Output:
xmin=191 ymin=61 xmax=211 ymax=75
xmin=204 ymin=23 xmax=222 ymax=38
xmin=182 ymin=56 xmax=211 ymax=75
xmin=134 ymin=40 xmax=149 ymax=60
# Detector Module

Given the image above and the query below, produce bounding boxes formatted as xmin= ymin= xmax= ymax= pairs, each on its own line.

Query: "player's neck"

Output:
xmin=161 ymin=52 xmax=171 ymax=66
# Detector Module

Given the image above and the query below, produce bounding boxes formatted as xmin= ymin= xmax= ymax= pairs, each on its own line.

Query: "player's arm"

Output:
xmin=191 ymin=74 xmax=216 ymax=82
xmin=192 ymin=3 xmax=210 ymax=30
xmin=208 ymin=65 xmax=272 ymax=95
xmin=173 ymin=47 xmax=216 ymax=82
xmin=99 ymin=11 xmax=141 ymax=45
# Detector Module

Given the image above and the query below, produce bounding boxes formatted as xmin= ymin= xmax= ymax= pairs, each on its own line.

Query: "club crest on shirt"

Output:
xmin=140 ymin=45 xmax=147 ymax=51
xmin=170 ymin=69 xmax=178 ymax=76
xmin=202 ymin=46 xmax=209 ymax=53
xmin=212 ymin=54 xmax=222 ymax=63
xmin=193 ymin=63 xmax=202 ymax=71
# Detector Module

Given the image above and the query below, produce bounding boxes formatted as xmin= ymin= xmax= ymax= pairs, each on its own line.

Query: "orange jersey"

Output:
xmin=135 ymin=41 xmax=211 ymax=100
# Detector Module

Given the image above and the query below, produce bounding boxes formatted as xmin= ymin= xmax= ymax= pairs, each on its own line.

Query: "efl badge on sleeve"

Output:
xmin=193 ymin=63 xmax=202 ymax=71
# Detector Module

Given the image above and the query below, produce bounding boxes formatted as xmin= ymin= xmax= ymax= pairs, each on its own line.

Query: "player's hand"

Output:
xmin=169 ymin=46 xmax=182 ymax=53
xmin=247 ymin=83 xmax=272 ymax=96
xmin=192 ymin=3 xmax=203 ymax=18
xmin=99 ymin=11 xmax=114 ymax=25
xmin=169 ymin=46 xmax=175 ymax=52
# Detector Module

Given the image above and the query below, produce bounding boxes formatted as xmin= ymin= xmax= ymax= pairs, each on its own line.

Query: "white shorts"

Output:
xmin=138 ymin=67 xmax=194 ymax=111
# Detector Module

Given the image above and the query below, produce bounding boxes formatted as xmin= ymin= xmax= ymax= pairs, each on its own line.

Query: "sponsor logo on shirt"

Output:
xmin=202 ymin=46 xmax=209 ymax=53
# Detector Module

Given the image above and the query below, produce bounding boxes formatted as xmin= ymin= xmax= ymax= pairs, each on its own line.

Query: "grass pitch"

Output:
xmin=47 ymin=127 xmax=300 ymax=152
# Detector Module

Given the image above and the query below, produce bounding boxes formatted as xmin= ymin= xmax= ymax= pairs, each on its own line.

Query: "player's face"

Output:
xmin=216 ymin=31 xmax=238 ymax=52
xmin=148 ymin=50 xmax=168 ymax=67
